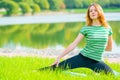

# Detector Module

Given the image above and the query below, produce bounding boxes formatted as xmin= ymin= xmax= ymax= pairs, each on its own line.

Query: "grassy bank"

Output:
xmin=0 ymin=56 xmax=120 ymax=80
xmin=66 ymin=8 xmax=120 ymax=13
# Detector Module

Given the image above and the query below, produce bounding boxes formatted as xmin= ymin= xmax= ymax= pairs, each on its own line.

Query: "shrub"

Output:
xmin=31 ymin=3 xmax=41 ymax=14
xmin=19 ymin=2 xmax=31 ymax=15
xmin=34 ymin=0 xmax=49 ymax=10
xmin=48 ymin=0 xmax=64 ymax=10
xmin=0 ymin=0 xmax=19 ymax=16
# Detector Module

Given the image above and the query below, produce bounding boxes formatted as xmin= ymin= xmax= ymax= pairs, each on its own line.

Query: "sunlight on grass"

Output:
xmin=0 ymin=56 xmax=120 ymax=80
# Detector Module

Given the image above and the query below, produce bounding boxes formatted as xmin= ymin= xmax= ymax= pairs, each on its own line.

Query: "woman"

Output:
xmin=40 ymin=3 xmax=114 ymax=74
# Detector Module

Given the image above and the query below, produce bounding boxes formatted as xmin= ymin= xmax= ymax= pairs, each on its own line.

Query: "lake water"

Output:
xmin=0 ymin=21 xmax=120 ymax=55
xmin=0 ymin=13 xmax=120 ymax=25
xmin=0 ymin=13 xmax=120 ymax=57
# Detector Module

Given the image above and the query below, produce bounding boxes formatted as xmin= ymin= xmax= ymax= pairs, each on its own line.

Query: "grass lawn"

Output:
xmin=0 ymin=56 xmax=120 ymax=80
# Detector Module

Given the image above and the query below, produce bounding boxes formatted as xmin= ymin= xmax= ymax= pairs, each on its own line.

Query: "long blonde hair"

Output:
xmin=86 ymin=3 xmax=108 ymax=27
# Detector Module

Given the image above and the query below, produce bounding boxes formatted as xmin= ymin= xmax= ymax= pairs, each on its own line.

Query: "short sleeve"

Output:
xmin=79 ymin=27 xmax=87 ymax=36
xmin=108 ymin=26 xmax=113 ymax=36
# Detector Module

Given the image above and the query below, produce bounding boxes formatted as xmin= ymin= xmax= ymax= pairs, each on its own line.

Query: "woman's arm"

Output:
xmin=52 ymin=33 xmax=84 ymax=66
xmin=105 ymin=35 xmax=113 ymax=51
xmin=58 ymin=33 xmax=84 ymax=58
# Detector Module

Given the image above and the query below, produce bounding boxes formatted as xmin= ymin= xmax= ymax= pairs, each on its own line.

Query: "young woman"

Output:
xmin=40 ymin=3 xmax=114 ymax=74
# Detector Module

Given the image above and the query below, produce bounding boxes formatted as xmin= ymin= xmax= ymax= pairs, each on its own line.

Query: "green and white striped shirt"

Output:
xmin=80 ymin=26 xmax=112 ymax=61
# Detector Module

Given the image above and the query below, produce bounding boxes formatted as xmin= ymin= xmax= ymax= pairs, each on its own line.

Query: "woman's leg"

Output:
xmin=39 ymin=53 xmax=114 ymax=75
xmin=39 ymin=53 xmax=91 ymax=71
xmin=89 ymin=61 xmax=114 ymax=74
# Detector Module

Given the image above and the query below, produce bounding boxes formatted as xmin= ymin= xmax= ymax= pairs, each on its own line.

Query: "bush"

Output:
xmin=64 ymin=0 xmax=83 ymax=9
xmin=0 ymin=0 xmax=19 ymax=16
xmin=48 ymin=0 xmax=64 ymax=10
xmin=34 ymin=0 xmax=49 ymax=10
xmin=12 ymin=0 xmax=34 ymax=4
xmin=31 ymin=3 xmax=41 ymax=14
xmin=19 ymin=2 xmax=31 ymax=15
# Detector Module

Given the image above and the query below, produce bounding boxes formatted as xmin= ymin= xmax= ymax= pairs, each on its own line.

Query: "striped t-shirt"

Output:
xmin=80 ymin=26 xmax=112 ymax=61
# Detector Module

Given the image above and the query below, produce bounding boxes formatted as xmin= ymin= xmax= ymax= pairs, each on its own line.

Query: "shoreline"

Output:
xmin=0 ymin=48 xmax=120 ymax=63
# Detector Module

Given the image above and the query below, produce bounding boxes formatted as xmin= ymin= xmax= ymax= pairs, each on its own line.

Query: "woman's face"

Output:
xmin=89 ymin=6 xmax=99 ymax=20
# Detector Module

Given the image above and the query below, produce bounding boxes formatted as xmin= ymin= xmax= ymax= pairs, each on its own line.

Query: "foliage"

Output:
xmin=19 ymin=2 xmax=31 ymax=14
xmin=96 ymin=0 xmax=110 ymax=7
xmin=0 ymin=0 xmax=19 ymax=16
xmin=48 ymin=0 xmax=64 ymax=10
xmin=30 ymin=3 xmax=41 ymax=14
xmin=33 ymin=0 xmax=49 ymax=10
xmin=109 ymin=0 xmax=120 ymax=7
xmin=12 ymin=0 xmax=34 ymax=4
xmin=0 ymin=0 xmax=120 ymax=16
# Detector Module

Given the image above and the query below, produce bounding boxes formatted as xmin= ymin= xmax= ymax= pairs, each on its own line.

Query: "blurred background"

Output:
xmin=0 ymin=0 xmax=120 ymax=57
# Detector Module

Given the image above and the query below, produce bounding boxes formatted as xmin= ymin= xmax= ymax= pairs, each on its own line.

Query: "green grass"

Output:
xmin=66 ymin=8 xmax=120 ymax=13
xmin=0 ymin=56 xmax=120 ymax=80
xmin=103 ymin=8 xmax=120 ymax=12
xmin=0 ymin=11 xmax=6 ymax=15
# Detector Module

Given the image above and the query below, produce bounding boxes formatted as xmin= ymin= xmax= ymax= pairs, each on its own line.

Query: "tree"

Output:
xmin=34 ymin=0 xmax=49 ymax=10
xmin=31 ymin=3 xmax=41 ymax=14
xmin=48 ymin=0 xmax=64 ymax=10
xmin=74 ymin=0 xmax=83 ymax=8
xmin=19 ymin=2 xmax=31 ymax=15
xmin=109 ymin=0 xmax=120 ymax=7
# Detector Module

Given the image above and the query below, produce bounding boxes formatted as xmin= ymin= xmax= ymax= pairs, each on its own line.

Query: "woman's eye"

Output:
xmin=95 ymin=10 xmax=97 ymax=12
xmin=90 ymin=9 xmax=97 ymax=12
xmin=90 ymin=10 xmax=93 ymax=12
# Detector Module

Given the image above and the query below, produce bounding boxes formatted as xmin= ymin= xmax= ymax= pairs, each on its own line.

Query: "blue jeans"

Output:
xmin=40 ymin=53 xmax=114 ymax=74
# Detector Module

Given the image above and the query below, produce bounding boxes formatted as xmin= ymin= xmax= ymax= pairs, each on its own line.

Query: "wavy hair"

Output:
xmin=86 ymin=3 xmax=108 ymax=27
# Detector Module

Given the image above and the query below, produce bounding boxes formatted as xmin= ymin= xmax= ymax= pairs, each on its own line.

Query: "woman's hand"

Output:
xmin=51 ymin=56 xmax=61 ymax=67
xmin=51 ymin=33 xmax=84 ymax=67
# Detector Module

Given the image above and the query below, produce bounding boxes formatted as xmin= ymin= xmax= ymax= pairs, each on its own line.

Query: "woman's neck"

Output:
xmin=92 ymin=19 xmax=101 ymax=26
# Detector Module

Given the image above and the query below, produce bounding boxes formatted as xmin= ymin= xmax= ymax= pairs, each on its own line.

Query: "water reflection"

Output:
xmin=0 ymin=21 xmax=120 ymax=50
